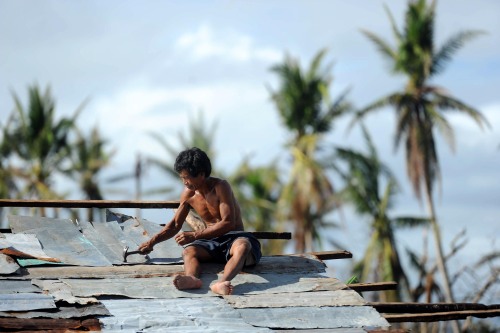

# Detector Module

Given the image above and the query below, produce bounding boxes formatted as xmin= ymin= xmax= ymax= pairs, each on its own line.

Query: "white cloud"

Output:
xmin=174 ymin=24 xmax=281 ymax=63
xmin=449 ymin=102 xmax=500 ymax=149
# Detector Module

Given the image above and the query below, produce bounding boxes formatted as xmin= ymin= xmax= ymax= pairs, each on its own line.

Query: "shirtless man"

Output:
xmin=138 ymin=147 xmax=261 ymax=295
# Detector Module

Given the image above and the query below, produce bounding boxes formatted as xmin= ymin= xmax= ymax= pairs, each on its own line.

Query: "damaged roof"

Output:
xmin=0 ymin=211 xmax=390 ymax=332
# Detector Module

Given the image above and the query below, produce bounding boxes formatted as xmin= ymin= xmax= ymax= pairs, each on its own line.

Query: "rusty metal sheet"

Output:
xmin=237 ymin=306 xmax=390 ymax=329
xmin=0 ymin=293 xmax=56 ymax=312
xmin=0 ymin=303 xmax=110 ymax=319
xmin=225 ymin=290 xmax=366 ymax=308
xmin=8 ymin=215 xmax=112 ymax=267
xmin=31 ymin=279 xmax=99 ymax=305
xmin=0 ymin=253 xmax=20 ymax=274
xmin=0 ymin=280 xmax=40 ymax=293
xmin=99 ymin=298 xmax=272 ymax=332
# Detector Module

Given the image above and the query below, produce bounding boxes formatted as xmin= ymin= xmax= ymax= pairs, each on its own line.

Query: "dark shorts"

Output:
xmin=185 ymin=231 xmax=262 ymax=266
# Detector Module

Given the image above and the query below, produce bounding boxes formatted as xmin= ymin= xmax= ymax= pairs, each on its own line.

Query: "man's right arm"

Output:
xmin=138 ymin=194 xmax=192 ymax=253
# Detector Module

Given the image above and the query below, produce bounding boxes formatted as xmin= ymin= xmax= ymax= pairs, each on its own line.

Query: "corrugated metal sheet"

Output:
xmin=0 ymin=233 xmax=56 ymax=261
xmin=225 ymin=290 xmax=366 ymax=308
xmin=99 ymin=298 xmax=273 ymax=332
xmin=31 ymin=279 xmax=99 ymax=305
xmin=0 ymin=293 xmax=56 ymax=312
xmin=237 ymin=306 xmax=388 ymax=329
xmin=0 ymin=214 xmax=392 ymax=332
xmin=0 ymin=253 xmax=19 ymax=274
xmin=0 ymin=280 xmax=40 ymax=294
xmin=8 ymin=215 xmax=112 ymax=266
xmin=0 ymin=304 xmax=110 ymax=319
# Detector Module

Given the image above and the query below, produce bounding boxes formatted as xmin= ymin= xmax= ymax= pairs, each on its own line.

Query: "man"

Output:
xmin=138 ymin=147 xmax=261 ymax=295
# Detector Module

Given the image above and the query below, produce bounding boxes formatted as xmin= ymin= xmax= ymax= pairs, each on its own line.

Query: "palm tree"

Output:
xmin=2 ymin=84 xmax=85 ymax=214
xmin=147 ymin=110 xmax=218 ymax=187
xmin=334 ymin=125 xmax=429 ymax=301
xmin=269 ymin=49 xmax=351 ymax=253
xmin=356 ymin=0 xmax=489 ymax=305
xmin=229 ymin=157 xmax=284 ymax=255
xmin=64 ymin=126 xmax=115 ymax=221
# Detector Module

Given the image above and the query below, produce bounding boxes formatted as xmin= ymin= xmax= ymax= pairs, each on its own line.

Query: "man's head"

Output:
xmin=174 ymin=147 xmax=212 ymax=178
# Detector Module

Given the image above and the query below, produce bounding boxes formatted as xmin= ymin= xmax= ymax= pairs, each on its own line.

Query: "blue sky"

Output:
xmin=1 ymin=0 xmax=499 ymax=288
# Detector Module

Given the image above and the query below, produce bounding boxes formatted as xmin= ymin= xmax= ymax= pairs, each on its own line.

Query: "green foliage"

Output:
xmin=2 ymin=84 xmax=85 ymax=201
xmin=334 ymin=125 xmax=429 ymax=301
xmin=269 ymin=49 xmax=350 ymax=253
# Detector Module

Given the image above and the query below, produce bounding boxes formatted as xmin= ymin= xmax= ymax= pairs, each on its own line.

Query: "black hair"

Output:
xmin=174 ymin=147 xmax=212 ymax=177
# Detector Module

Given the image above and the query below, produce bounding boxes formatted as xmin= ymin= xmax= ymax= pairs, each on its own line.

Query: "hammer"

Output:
xmin=122 ymin=246 xmax=148 ymax=263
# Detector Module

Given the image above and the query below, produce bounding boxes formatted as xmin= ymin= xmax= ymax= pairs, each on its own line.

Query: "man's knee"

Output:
xmin=182 ymin=245 xmax=206 ymax=259
xmin=231 ymin=238 xmax=252 ymax=257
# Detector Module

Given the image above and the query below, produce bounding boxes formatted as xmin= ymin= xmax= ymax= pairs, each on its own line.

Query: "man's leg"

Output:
xmin=173 ymin=245 xmax=211 ymax=290
xmin=210 ymin=238 xmax=253 ymax=295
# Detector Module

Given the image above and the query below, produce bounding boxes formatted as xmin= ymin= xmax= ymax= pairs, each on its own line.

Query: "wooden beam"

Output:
xmin=384 ymin=309 xmax=500 ymax=322
xmin=347 ymin=281 xmax=398 ymax=292
xmin=0 ymin=199 xmax=180 ymax=209
xmin=371 ymin=302 xmax=500 ymax=313
xmin=251 ymin=231 xmax=291 ymax=240
xmin=299 ymin=250 xmax=353 ymax=260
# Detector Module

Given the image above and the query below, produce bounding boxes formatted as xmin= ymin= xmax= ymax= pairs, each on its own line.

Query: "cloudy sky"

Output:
xmin=1 ymin=0 xmax=499 ymax=283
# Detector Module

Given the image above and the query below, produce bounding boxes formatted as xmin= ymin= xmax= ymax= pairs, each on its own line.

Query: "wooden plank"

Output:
xmin=0 ymin=199 xmax=180 ymax=209
xmin=251 ymin=231 xmax=291 ymax=239
xmin=371 ymin=302 xmax=500 ymax=313
xmin=384 ymin=309 xmax=500 ymax=322
xmin=305 ymin=250 xmax=353 ymax=260
xmin=348 ymin=282 xmax=397 ymax=292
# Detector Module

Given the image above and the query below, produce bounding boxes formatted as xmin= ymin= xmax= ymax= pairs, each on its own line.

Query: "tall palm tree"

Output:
xmin=269 ymin=49 xmax=351 ymax=253
xmin=334 ymin=125 xmax=429 ymax=301
xmin=64 ymin=126 xmax=115 ymax=221
xmin=356 ymin=0 xmax=489 ymax=304
xmin=2 ymin=84 xmax=84 ymax=213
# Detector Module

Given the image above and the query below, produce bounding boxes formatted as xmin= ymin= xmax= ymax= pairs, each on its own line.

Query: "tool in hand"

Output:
xmin=122 ymin=245 xmax=148 ymax=263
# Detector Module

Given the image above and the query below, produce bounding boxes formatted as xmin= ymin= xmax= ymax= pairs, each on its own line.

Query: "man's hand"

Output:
xmin=174 ymin=231 xmax=196 ymax=246
xmin=138 ymin=241 xmax=154 ymax=254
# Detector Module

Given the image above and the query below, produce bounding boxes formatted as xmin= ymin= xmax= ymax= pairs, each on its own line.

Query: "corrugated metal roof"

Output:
xmin=0 ymin=213 xmax=391 ymax=332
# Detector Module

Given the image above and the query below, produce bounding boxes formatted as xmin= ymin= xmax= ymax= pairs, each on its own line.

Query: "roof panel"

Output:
xmin=0 ymin=293 xmax=56 ymax=312
xmin=237 ymin=306 xmax=389 ymax=329
xmin=99 ymin=298 xmax=272 ymax=332
xmin=225 ymin=290 xmax=366 ymax=308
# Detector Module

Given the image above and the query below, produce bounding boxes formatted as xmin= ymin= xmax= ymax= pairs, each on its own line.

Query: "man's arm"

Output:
xmin=193 ymin=180 xmax=236 ymax=240
xmin=138 ymin=192 xmax=191 ymax=253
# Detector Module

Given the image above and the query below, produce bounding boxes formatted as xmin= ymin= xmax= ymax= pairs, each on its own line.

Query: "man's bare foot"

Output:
xmin=210 ymin=281 xmax=233 ymax=295
xmin=173 ymin=275 xmax=202 ymax=290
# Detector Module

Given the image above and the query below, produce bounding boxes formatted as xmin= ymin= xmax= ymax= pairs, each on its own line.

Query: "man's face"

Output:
xmin=179 ymin=169 xmax=205 ymax=191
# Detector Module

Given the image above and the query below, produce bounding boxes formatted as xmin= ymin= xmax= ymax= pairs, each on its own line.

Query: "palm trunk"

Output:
xmin=424 ymin=188 xmax=460 ymax=333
